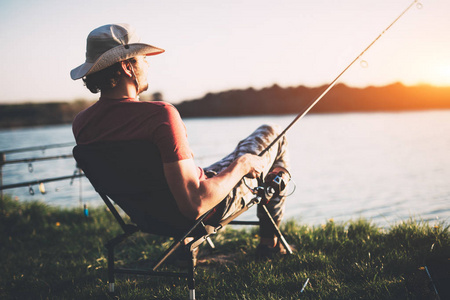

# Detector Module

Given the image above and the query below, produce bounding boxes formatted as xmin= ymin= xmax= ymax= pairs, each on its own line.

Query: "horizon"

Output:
xmin=1 ymin=0 xmax=449 ymax=105
xmin=2 ymin=81 xmax=449 ymax=106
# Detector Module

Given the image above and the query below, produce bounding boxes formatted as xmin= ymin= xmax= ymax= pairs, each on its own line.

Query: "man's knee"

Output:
xmin=256 ymin=123 xmax=283 ymax=138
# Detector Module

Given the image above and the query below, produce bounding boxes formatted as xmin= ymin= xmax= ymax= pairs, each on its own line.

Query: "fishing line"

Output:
xmin=258 ymin=0 xmax=421 ymax=157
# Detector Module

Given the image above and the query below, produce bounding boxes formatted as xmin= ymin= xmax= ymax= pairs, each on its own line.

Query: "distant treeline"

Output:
xmin=0 ymin=100 xmax=93 ymax=129
xmin=1 ymin=83 xmax=449 ymax=129
xmin=176 ymin=82 xmax=450 ymax=117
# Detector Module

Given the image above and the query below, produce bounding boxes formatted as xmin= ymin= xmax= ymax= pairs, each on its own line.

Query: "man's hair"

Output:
xmin=83 ymin=58 xmax=137 ymax=93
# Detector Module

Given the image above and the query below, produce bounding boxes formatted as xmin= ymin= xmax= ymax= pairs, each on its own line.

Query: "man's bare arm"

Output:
xmin=163 ymin=154 xmax=265 ymax=220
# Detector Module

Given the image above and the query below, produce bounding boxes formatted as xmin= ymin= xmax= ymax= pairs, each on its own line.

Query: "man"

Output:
xmin=71 ymin=24 xmax=291 ymax=257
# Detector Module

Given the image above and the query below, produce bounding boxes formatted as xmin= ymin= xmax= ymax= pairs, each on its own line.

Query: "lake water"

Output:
xmin=1 ymin=110 xmax=449 ymax=227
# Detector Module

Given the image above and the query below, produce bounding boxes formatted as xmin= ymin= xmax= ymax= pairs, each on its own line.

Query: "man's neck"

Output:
xmin=101 ymin=78 xmax=137 ymax=100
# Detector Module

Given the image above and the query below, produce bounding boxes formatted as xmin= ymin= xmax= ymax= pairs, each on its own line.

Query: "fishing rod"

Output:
xmin=259 ymin=0 xmax=420 ymax=157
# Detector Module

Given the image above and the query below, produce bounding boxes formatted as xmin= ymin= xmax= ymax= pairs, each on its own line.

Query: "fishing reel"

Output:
xmin=256 ymin=170 xmax=290 ymax=205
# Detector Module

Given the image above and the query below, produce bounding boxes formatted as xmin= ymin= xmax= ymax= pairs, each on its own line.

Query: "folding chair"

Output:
xmin=73 ymin=140 xmax=292 ymax=300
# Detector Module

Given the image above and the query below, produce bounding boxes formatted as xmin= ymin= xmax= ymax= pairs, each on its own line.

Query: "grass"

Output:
xmin=1 ymin=195 xmax=448 ymax=299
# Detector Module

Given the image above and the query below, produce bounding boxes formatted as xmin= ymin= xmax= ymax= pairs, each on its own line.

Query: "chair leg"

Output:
xmin=107 ymin=246 xmax=115 ymax=293
xmin=206 ymin=236 xmax=215 ymax=249
xmin=188 ymin=250 xmax=196 ymax=300
xmin=260 ymin=204 xmax=293 ymax=254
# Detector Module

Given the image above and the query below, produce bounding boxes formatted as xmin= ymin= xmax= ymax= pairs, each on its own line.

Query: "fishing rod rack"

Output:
xmin=0 ymin=141 xmax=228 ymax=214
xmin=0 ymin=142 xmax=84 ymax=203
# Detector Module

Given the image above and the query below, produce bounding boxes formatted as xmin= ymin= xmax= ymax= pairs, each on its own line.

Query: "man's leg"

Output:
xmin=203 ymin=124 xmax=290 ymax=248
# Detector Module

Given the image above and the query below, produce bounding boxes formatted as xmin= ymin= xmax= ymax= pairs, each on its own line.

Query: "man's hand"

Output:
xmin=238 ymin=153 xmax=266 ymax=179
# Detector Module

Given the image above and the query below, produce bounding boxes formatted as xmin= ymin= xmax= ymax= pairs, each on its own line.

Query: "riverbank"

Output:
xmin=1 ymin=195 xmax=448 ymax=299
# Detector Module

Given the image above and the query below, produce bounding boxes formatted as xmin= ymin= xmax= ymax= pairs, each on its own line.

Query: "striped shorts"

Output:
xmin=203 ymin=124 xmax=290 ymax=238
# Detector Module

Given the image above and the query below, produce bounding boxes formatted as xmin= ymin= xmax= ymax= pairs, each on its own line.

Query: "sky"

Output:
xmin=0 ymin=0 xmax=449 ymax=104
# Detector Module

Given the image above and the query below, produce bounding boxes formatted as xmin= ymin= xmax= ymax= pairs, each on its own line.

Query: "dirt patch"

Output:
xmin=198 ymin=251 xmax=243 ymax=266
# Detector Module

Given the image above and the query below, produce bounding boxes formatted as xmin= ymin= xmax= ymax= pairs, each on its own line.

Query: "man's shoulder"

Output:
xmin=144 ymin=100 xmax=175 ymax=108
xmin=133 ymin=100 xmax=177 ymax=111
xmin=141 ymin=101 xmax=181 ymax=117
xmin=137 ymin=101 xmax=181 ymax=121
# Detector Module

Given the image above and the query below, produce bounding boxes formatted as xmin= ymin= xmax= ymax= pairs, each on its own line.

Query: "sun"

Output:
xmin=437 ymin=65 xmax=450 ymax=79
xmin=428 ymin=63 xmax=450 ymax=86
xmin=409 ymin=62 xmax=450 ymax=87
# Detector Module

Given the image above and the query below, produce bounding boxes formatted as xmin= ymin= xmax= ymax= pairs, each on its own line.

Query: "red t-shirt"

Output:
xmin=72 ymin=97 xmax=205 ymax=178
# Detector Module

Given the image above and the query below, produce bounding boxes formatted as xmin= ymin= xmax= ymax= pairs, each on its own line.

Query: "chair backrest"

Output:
xmin=73 ymin=140 xmax=194 ymax=236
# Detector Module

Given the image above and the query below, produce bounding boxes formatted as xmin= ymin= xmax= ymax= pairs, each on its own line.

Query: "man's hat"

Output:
xmin=70 ymin=23 xmax=164 ymax=80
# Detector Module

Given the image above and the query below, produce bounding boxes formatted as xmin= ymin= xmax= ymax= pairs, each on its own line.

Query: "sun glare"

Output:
xmin=432 ymin=64 xmax=450 ymax=86
xmin=438 ymin=65 xmax=450 ymax=79
xmin=413 ymin=62 xmax=450 ymax=87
